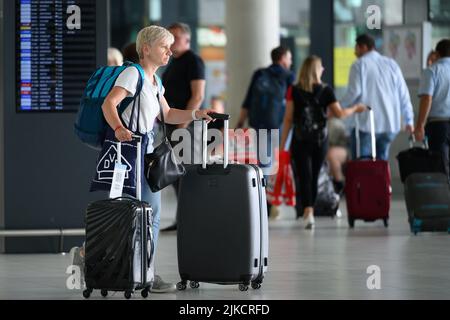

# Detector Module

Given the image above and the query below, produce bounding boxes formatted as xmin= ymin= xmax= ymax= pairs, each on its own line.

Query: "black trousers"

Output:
xmin=425 ymin=121 xmax=450 ymax=180
xmin=291 ymin=139 xmax=328 ymax=211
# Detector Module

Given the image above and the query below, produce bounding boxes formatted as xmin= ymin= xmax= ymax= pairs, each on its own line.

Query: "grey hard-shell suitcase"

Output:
xmin=176 ymin=115 xmax=269 ymax=291
xmin=404 ymin=172 xmax=450 ymax=235
xmin=83 ymin=136 xmax=155 ymax=299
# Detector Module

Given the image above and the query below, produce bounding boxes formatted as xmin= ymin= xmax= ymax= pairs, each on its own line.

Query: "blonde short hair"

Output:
xmin=136 ymin=26 xmax=174 ymax=60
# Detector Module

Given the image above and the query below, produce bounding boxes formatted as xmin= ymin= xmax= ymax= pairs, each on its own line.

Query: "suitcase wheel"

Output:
xmin=239 ymin=284 xmax=249 ymax=292
xmin=124 ymin=290 xmax=133 ymax=299
xmin=251 ymin=282 xmax=262 ymax=290
xmin=383 ymin=218 xmax=389 ymax=228
xmin=82 ymin=288 xmax=92 ymax=299
xmin=141 ymin=287 xmax=150 ymax=298
xmin=190 ymin=281 xmax=200 ymax=289
xmin=348 ymin=217 xmax=355 ymax=229
xmin=177 ymin=281 xmax=187 ymax=291
xmin=101 ymin=289 xmax=108 ymax=298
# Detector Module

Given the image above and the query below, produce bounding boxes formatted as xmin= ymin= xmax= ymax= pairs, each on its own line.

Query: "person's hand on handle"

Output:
xmin=405 ymin=124 xmax=414 ymax=135
xmin=355 ymin=103 xmax=369 ymax=113
xmin=195 ymin=109 xmax=215 ymax=123
xmin=414 ymin=125 xmax=425 ymax=142
xmin=115 ymin=126 xmax=133 ymax=142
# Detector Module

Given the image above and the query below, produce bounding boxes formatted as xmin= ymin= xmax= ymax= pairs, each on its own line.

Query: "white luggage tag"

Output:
xmin=109 ymin=142 xmax=126 ymax=199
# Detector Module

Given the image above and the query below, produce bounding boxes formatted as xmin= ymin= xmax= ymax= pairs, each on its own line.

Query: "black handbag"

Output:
xmin=144 ymin=93 xmax=186 ymax=192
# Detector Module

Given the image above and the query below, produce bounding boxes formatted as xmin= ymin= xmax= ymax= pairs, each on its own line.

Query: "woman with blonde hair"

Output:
xmin=280 ymin=55 xmax=366 ymax=229
xmin=71 ymin=25 xmax=214 ymax=293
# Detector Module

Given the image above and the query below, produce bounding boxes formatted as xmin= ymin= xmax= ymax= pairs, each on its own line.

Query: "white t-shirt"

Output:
xmin=114 ymin=67 xmax=165 ymax=134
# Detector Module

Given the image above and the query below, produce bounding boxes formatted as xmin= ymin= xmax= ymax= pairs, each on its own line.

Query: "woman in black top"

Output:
xmin=280 ymin=55 xmax=366 ymax=229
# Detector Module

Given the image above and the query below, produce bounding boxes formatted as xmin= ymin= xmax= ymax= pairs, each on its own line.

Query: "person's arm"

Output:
xmin=396 ymin=64 xmax=414 ymax=133
xmin=102 ymin=86 xmax=133 ymax=142
xmin=415 ymin=95 xmax=433 ymax=141
xmin=340 ymin=62 xmax=362 ymax=108
xmin=236 ymin=109 xmax=248 ymax=129
xmin=415 ymin=69 xmax=435 ymax=141
xmin=280 ymin=100 xmax=294 ymax=151
xmin=158 ymin=95 xmax=212 ymax=125
xmin=329 ymin=101 xmax=367 ymax=119
xmin=178 ymin=55 xmax=207 ymax=129
xmin=178 ymin=79 xmax=206 ymax=129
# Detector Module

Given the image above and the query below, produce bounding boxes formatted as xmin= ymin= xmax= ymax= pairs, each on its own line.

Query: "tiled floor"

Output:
xmin=0 ymin=188 xmax=449 ymax=300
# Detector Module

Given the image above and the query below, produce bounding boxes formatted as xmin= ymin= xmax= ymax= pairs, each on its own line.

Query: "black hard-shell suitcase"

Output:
xmin=83 ymin=136 xmax=155 ymax=299
xmin=176 ymin=115 xmax=269 ymax=291
xmin=396 ymin=137 xmax=446 ymax=183
xmin=404 ymin=173 xmax=450 ymax=235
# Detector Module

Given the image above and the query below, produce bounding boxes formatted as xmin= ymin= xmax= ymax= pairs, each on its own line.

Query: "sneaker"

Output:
xmin=303 ymin=214 xmax=315 ymax=230
xmin=150 ymin=275 xmax=176 ymax=293
xmin=269 ymin=205 xmax=280 ymax=220
xmin=69 ymin=246 xmax=85 ymax=288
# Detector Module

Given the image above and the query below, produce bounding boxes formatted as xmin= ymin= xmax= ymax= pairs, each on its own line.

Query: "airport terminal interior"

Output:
xmin=1 ymin=0 xmax=450 ymax=300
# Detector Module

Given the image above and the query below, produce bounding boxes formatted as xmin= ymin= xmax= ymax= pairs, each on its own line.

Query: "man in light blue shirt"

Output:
xmin=341 ymin=34 xmax=414 ymax=161
xmin=415 ymin=39 xmax=450 ymax=179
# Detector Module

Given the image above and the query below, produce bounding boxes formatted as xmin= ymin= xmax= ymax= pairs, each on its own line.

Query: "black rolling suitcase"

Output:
xmin=83 ymin=136 xmax=155 ymax=299
xmin=404 ymin=173 xmax=450 ymax=235
xmin=176 ymin=115 xmax=269 ymax=292
xmin=396 ymin=137 xmax=446 ymax=183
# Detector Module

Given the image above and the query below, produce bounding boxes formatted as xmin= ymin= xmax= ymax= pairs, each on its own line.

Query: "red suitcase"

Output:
xmin=345 ymin=108 xmax=391 ymax=228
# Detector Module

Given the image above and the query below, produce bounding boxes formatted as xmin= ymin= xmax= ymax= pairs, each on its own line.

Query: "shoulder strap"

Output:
xmin=131 ymin=63 xmax=145 ymax=95
xmin=313 ymin=84 xmax=326 ymax=100
xmin=126 ymin=64 xmax=145 ymax=133
xmin=154 ymin=74 xmax=163 ymax=92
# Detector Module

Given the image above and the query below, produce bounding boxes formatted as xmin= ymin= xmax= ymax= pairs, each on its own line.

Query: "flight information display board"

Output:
xmin=16 ymin=0 xmax=97 ymax=112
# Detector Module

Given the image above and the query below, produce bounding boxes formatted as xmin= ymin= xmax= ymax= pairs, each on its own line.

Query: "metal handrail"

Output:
xmin=0 ymin=229 xmax=85 ymax=253
xmin=0 ymin=229 xmax=85 ymax=237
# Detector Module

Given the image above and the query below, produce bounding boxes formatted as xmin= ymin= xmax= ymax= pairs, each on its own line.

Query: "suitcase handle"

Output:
xmin=200 ymin=114 xmax=230 ymax=169
xmin=208 ymin=112 xmax=231 ymax=121
xmin=116 ymin=135 xmax=143 ymax=200
xmin=355 ymin=106 xmax=376 ymax=160
xmin=409 ymin=134 xmax=429 ymax=149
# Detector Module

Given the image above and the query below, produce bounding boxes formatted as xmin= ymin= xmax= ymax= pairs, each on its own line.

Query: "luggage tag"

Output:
xmin=110 ymin=163 xmax=126 ymax=198
xmin=109 ymin=142 xmax=126 ymax=198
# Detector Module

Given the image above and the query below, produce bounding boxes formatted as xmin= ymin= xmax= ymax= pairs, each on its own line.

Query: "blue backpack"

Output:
xmin=248 ymin=68 xmax=288 ymax=130
xmin=74 ymin=62 xmax=162 ymax=150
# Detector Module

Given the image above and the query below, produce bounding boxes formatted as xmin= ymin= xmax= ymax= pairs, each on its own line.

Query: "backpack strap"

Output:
xmin=131 ymin=63 xmax=146 ymax=96
xmin=313 ymin=84 xmax=326 ymax=101
xmin=124 ymin=63 xmax=145 ymax=133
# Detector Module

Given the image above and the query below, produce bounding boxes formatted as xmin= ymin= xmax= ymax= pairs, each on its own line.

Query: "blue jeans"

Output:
xmin=142 ymin=131 xmax=161 ymax=250
xmin=351 ymin=131 xmax=396 ymax=161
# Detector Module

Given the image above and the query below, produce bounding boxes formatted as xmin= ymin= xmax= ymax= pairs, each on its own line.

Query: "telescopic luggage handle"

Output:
xmin=355 ymin=106 xmax=376 ymax=160
xmin=201 ymin=113 xmax=231 ymax=170
xmin=116 ymin=135 xmax=142 ymax=200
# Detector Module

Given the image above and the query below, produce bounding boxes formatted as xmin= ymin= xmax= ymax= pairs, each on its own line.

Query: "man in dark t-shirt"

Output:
xmin=162 ymin=23 xmax=205 ymax=118
xmin=161 ymin=22 xmax=206 ymax=232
